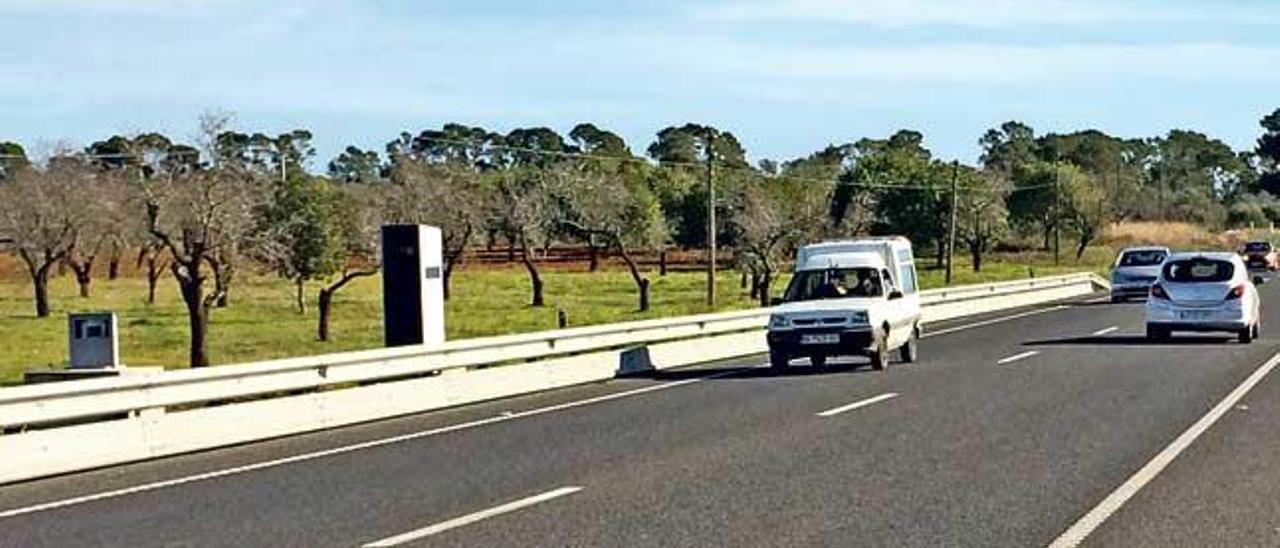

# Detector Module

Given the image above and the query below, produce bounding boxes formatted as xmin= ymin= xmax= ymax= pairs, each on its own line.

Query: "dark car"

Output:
xmin=1241 ymin=241 xmax=1279 ymax=271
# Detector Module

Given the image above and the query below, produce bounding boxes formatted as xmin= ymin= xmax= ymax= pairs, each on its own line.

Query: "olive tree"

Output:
xmin=251 ymin=172 xmax=347 ymax=314
xmin=317 ymin=183 xmax=385 ymax=342
xmin=956 ymin=169 xmax=1010 ymax=272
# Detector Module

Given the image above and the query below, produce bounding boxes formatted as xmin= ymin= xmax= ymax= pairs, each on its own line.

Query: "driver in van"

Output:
xmin=822 ymin=271 xmax=850 ymax=298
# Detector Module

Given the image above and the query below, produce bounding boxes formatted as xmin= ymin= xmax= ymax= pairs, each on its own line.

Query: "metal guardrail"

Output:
xmin=0 ymin=272 xmax=1107 ymax=484
xmin=0 ymin=272 xmax=1106 ymax=430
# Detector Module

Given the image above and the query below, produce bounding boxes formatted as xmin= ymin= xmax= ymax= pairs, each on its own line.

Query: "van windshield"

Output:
xmin=784 ymin=268 xmax=884 ymax=301
xmin=1245 ymin=242 xmax=1272 ymax=253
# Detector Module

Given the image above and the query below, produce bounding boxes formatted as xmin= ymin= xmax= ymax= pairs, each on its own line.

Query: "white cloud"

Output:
xmin=709 ymin=0 xmax=1276 ymax=28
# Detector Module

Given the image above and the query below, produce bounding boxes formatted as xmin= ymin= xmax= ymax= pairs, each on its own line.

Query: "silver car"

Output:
xmin=1110 ymin=246 xmax=1170 ymax=302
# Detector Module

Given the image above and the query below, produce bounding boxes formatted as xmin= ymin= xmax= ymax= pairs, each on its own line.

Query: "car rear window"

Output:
xmin=1163 ymin=259 xmax=1234 ymax=283
xmin=1119 ymin=250 xmax=1166 ymax=267
xmin=1245 ymin=242 xmax=1272 ymax=252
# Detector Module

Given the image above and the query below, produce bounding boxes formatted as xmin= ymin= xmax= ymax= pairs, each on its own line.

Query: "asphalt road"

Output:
xmin=4 ymin=283 xmax=1280 ymax=547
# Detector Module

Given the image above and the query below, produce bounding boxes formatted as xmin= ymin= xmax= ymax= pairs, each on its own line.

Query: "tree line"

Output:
xmin=1 ymin=109 xmax=1278 ymax=368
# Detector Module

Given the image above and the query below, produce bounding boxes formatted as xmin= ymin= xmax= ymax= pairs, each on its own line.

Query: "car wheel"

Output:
xmin=1239 ymin=326 xmax=1255 ymax=344
xmin=1147 ymin=325 xmax=1170 ymax=341
xmin=810 ymin=354 xmax=827 ymax=369
xmin=770 ymin=351 xmax=790 ymax=370
xmin=900 ymin=327 xmax=919 ymax=364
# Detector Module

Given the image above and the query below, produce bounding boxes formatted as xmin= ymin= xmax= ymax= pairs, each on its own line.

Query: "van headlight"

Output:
xmin=769 ymin=315 xmax=791 ymax=329
xmin=849 ymin=311 xmax=869 ymax=324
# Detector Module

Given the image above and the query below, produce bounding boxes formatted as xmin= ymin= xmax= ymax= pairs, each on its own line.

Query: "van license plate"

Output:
xmin=801 ymin=334 xmax=840 ymax=345
xmin=1178 ymin=311 xmax=1212 ymax=320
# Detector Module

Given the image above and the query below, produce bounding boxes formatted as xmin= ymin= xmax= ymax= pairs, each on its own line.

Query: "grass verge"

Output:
xmin=0 ymin=251 xmax=1106 ymax=386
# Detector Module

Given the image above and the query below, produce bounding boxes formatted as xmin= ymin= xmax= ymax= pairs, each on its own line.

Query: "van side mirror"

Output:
xmin=888 ymin=290 xmax=904 ymax=300
xmin=1254 ymin=275 xmax=1266 ymax=286
xmin=769 ymin=297 xmax=784 ymax=306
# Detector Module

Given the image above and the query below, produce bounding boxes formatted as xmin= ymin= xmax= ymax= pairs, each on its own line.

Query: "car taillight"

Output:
xmin=1226 ymin=284 xmax=1246 ymax=300
xmin=1150 ymin=284 xmax=1170 ymax=300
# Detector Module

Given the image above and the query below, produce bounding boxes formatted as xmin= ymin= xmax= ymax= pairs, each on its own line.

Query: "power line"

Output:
xmin=406 ymin=135 xmax=1053 ymax=194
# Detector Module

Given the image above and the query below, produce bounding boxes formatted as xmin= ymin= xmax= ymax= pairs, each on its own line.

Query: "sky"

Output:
xmin=1 ymin=0 xmax=1278 ymax=167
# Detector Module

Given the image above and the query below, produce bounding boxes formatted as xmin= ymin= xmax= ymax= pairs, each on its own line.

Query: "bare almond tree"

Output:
xmin=0 ymin=158 xmax=87 ymax=316
xmin=135 ymin=241 xmax=169 ymax=304
xmin=556 ymin=163 xmax=667 ymax=311
xmin=138 ymin=113 xmax=260 ymax=368
xmin=387 ymin=159 xmax=487 ymax=300
xmin=731 ymin=177 xmax=831 ymax=306
xmin=65 ymin=170 xmax=131 ymax=298
xmin=493 ymin=167 xmax=556 ymax=307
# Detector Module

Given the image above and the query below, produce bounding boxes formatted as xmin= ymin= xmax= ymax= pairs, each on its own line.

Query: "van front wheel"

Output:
xmin=770 ymin=351 xmax=790 ymax=370
xmin=900 ymin=327 xmax=919 ymax=364
xmin=869 ymin=350 xmax=887 ymax=371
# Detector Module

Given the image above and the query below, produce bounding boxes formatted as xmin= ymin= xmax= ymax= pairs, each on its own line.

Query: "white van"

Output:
xmin=767 ymin=237 xmax=923 ymax=371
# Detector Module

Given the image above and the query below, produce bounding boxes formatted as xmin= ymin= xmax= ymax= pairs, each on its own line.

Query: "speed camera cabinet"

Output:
xmin=380 ymin=225 xmax=446 ymax=348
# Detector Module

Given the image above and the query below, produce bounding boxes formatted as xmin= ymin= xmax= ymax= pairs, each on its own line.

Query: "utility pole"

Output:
xmin=705 ymin=132 xmax=717 ymax=307
xmin=946 ymin=160 xmax=959 ymax=286
xmin=1053 ymin=162 xmax=1061 ymax=266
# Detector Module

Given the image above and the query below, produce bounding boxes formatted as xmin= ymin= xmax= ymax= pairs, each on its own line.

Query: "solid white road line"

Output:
xmin=1046 ymin=352 xmax=1280 ymax=548
xmin=1091 ymin=326 xmax=1120 ymax=336
xmin=362 ymin=486 xmax=584 ymax=547
xmin=816 ymin=393 xmax=900 ymax=417
xmin=0 ymin=371 xmax=743 ymax=520
xmin=997 ymin=351 xmax=1040 ymax=365
xmin=924 ymin=306 xmax=1069 ymax=339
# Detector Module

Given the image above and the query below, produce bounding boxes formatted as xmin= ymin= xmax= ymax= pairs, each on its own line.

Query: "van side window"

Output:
xmin=900 ymin=265 xmax=918 ymax=294
xmin=881 ymin=269 xmax=895 ymax=292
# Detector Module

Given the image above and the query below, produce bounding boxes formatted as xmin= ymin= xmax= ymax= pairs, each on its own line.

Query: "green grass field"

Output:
xmin=0 ymin=249 xmax=1110 ymax=385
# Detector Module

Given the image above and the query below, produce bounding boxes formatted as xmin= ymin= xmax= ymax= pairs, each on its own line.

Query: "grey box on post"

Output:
xmin=68 ymin=312 xmax=120 ymax=369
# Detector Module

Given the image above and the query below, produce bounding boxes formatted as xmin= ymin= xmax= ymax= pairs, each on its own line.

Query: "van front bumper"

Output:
xmin=767 ymin=327 xmax=878 ymax=356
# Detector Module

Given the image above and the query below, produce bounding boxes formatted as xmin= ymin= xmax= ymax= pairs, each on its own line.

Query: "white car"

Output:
xmin=1145 ymin=252 xmax=1261 ymax=343
xmin=1110 ymin=246 xmax=1170 ymax=302
xmin=767 ymin=238 xmax=922 ymax=371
